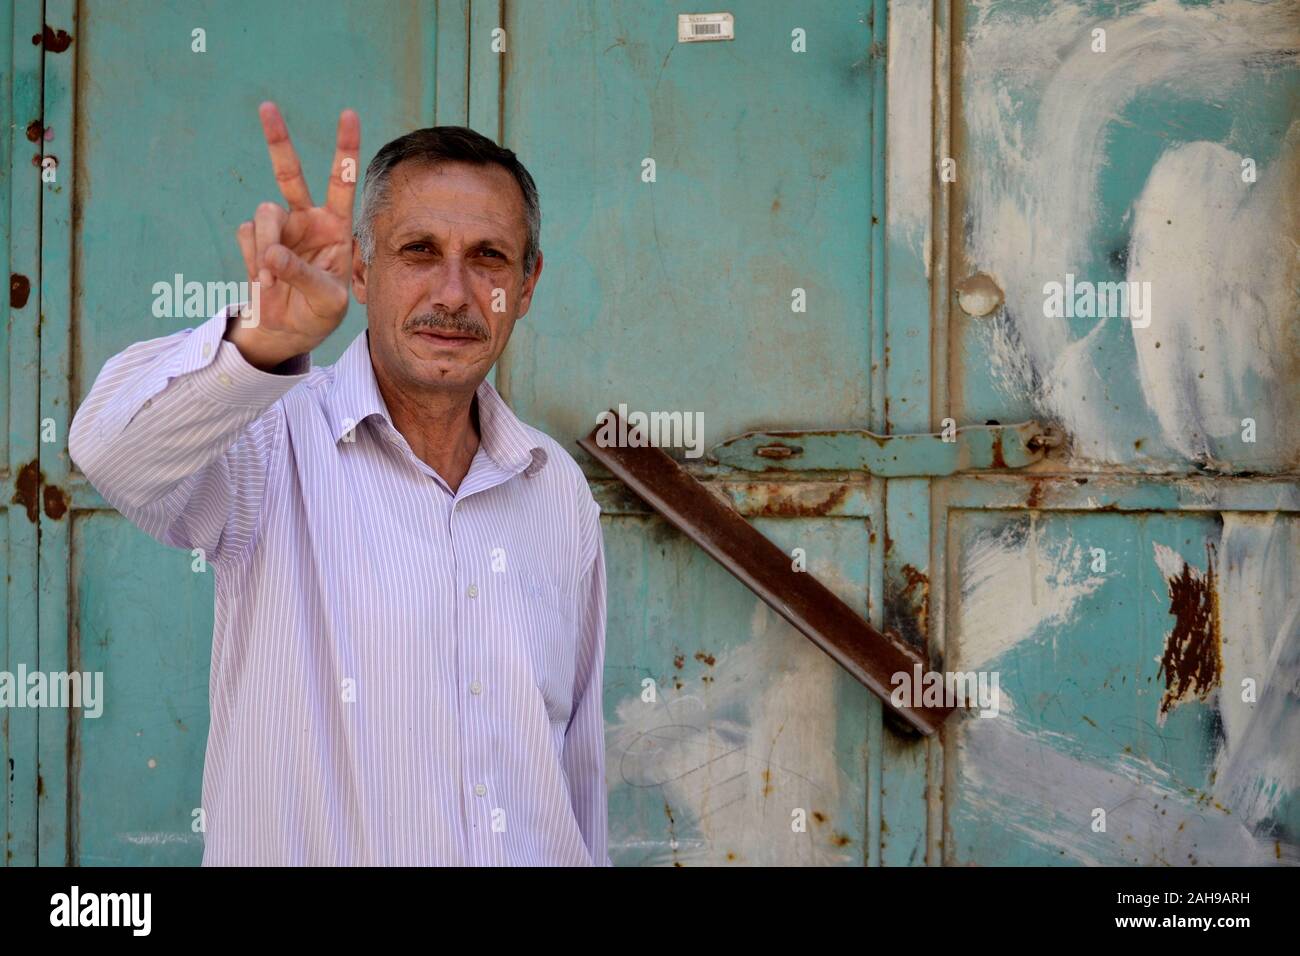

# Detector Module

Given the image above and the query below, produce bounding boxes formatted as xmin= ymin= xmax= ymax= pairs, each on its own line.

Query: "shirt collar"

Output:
xmin=324 ymin=329 xmax=548 ymax=477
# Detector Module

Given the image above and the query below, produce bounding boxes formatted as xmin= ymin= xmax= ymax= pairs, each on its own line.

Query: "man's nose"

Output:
xmin=431 ymin=256 xmax=472 ymax=314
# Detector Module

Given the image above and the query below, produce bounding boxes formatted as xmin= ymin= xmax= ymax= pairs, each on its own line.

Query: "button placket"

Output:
xmin=451 ymin=499 xmax=492 ymax=855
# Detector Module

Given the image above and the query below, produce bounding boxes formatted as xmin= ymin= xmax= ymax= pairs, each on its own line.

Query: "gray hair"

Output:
xmin=354 ymin=126 xmax=541 ymax=278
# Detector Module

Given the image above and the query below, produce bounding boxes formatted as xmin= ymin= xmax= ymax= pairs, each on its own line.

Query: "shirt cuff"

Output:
xmin=186 ymin=304 xmax=313 ymax=406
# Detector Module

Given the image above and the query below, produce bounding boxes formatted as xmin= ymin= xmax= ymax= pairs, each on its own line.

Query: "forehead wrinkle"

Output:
xmin=381 ymin=171 xmax=524 ymax=249
xmin=388 ymin=215 xmax=519 ymax=254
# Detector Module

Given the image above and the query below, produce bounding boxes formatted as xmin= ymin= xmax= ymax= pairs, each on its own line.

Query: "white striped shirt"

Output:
xmin=68 ymin=307 xmax=609 ymax=866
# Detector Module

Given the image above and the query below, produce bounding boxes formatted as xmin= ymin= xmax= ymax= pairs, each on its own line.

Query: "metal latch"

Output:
xmin=709 ymin=421 xmax=1056 ymax=476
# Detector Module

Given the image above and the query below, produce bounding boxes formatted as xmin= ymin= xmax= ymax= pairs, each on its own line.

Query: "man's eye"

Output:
xmin=404 ymin=243 xmax=433 ymax=253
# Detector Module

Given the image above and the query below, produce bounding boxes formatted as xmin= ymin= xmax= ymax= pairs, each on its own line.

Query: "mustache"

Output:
xmin=404 ymin=309 xmax=490 ymax=340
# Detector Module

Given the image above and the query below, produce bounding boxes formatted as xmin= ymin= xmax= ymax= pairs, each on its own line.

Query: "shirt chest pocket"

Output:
xmin=511 ymin=570 xmax=579 ymax=726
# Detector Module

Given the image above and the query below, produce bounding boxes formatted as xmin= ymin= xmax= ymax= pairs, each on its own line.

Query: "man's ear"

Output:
xmin=351 ymin=238 xmax=368 ymax=304
xmin=516 ymin=249 xmax=544 ymax=320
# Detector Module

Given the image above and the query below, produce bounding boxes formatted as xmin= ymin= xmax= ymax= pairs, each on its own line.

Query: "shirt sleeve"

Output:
xmin=561 ymin=495 xmax=611 ymax=866
xmin=67 ymin=306 xmax=311 ymax=565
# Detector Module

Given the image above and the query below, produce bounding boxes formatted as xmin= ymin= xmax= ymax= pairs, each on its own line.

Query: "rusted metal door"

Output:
xmin=939 ymin=0 xmax=1300 ymax=864
xmin=504 ymin=0 xmax=903 ymax=864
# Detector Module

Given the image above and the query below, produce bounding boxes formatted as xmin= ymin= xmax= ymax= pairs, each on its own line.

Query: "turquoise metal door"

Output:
xmin=503 ymin=0 xmax=898 ymax=864
xmin=28 ymin=0 xmax=463 ymax=865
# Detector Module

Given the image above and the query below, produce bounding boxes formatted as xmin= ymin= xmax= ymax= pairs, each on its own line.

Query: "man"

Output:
xmin=68 ymin=103 xmax=609 ymax=866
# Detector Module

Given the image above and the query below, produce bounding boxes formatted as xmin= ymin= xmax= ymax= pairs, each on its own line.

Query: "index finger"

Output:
xmin=325 ymin=109 xmax=361 ymax=224
xmin=258 ymin=101 xmax=315 ymax=211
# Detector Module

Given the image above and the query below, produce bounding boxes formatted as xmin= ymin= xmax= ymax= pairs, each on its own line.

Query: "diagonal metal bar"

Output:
xmin=580 ymin=412 xmax=955 ymax=736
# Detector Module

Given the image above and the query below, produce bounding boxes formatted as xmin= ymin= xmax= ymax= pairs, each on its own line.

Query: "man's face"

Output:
xmin=352 ymin=159 xmax=542 ymax=396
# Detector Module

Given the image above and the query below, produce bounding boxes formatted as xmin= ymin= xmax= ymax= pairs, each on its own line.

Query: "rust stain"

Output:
xmin=747 ymin=483 xmax=849 ymax=517
xmin=664 ymin=802 xmax=682 ymax=867
xmin=10 ymin=273 xmax=31 ymax=309
xmin=24 ymin=121 xmax=43 ymax=143
xmin=43 ymin=483 xmax=68 ymax=521
xmin=693 ymin=651 xmax=715 ymax=667
xmin=673 ymin=654 xmax=684 ymax=670
xmin=830 ymin=832 xmax=853 ymax=847
xmin=990 ymin=431 xmax=1007 ymax=470
xmin=1026 ymin=478 xmax=1045 ymax=509
xmin=812 ymin=810 xmax=827 ymax=824
xmin=11 ymin=460 xmax=41 ymax=523
xmin=884 ymin=563 xmax=929 ymax=649
xmin=1157 ymin=544 xmax=1222 ymax=717
xmin=39 ymin=25 xmax=74 ymax=53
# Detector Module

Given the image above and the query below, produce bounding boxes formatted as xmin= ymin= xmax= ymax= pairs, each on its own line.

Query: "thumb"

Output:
xmin=264 ymin=244 xmax=348 ymax=320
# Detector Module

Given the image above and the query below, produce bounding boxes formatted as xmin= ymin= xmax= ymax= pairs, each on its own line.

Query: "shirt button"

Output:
xmin=218 ymin=373 xmax=232 ymax=386
xmin=470 ymin=680 xmax=482 ymax=695
xmin=474 ymin=783 xmax=487 ymax=797
xmin=201 ymin=343 xmax=213 ymax=358
xmin=467 ymin=584 xmax=479 ymax=598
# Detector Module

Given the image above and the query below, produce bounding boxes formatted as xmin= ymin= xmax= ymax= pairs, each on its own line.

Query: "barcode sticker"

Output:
xmin=677 ymin=13 xmax=735 ymax=43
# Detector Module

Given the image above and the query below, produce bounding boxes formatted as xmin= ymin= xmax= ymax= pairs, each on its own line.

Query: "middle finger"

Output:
xmin=258 ymin=101 xmax=315 ymax=211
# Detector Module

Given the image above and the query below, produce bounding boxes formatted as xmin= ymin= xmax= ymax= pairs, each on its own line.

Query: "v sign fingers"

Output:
xmin=228 ymin=104 xmax=360 ymax=371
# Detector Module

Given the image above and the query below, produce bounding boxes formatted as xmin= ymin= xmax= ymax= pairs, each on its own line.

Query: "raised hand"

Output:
xmin=228 ymin=102 xmax=360 ymax=370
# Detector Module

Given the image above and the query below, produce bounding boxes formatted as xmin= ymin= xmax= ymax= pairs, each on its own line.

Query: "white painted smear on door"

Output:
xmin=962 ymin=0 xmax=1299 ymax=462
